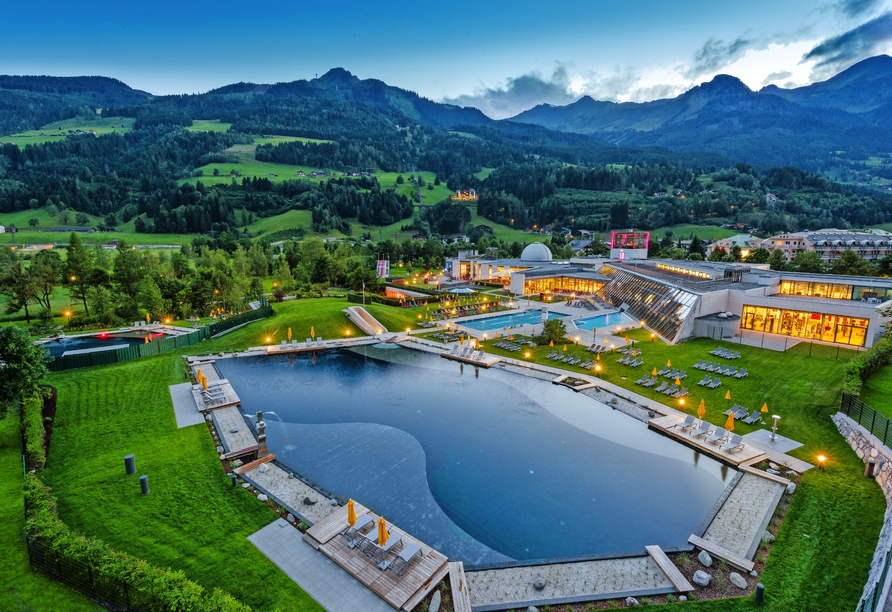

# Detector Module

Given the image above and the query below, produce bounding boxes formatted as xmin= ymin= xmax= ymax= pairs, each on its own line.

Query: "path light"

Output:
xmin=164 ymin=318 xmax=171 ymax=324
xmin=595 ymin=364 xmax=601 ymax=377
xmin=771 ymin=415 xmax=781 ymax=441
xmin=817 ymin=454 xmax=827 ymax=469
xmin=651 ymin=333 xmax=655 ymax=342
xmin=345 ymin=329 xmax=351 ymax=337
xmin=265 ymin=337 xmax=271 ymax=345
xmin=679 ymin=398 xmax=685 ymax=409
xmin=525 ymin=351 xmax=531 ymax=360
xmin=406 ymin=327 xmax=411 ymax=333
xmin=63 ymin=310 xmax=72 ymax=324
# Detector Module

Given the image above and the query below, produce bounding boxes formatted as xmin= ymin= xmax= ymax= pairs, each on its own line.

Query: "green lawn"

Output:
xmin=469 ymin=205 xmax=546 ymax=244
xmin=0 ymin=414 xmax=100 ymax=612
xmin=651 ymin=224 xmax=737 ymax=240
xmin=1 ymin=116 xmax=134 ymax=147
xmin=860 ymin=364 xmax=892 ymax=417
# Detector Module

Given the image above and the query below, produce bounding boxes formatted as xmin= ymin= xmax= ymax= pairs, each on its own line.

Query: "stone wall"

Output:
xmin=832 ymin=413 xmax=892 ymax=610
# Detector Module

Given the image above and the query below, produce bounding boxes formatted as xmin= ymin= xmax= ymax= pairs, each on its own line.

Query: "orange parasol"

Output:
xmin=725 ymin=411 xmax=735 ymax=432
xmin=347 ymin=499 xmax=356 ymax=527
xmin=761 ymin=402 xmax=769 ymax=413
xmin=652 ymin=367 xmax=657 ymax=376
xmin=697 ymin=399 xmax=706 ymax=419
xmin=725 ymin=389 xmax=731 ymax=400
xmin=377 ymin=517 xmax=388 ymax=547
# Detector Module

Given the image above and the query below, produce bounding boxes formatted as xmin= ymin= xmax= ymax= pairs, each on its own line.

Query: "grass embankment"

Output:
xmin=0 ymin=414 xmax=99 ymax=611
xmin=860 ymin=364 xmax=892 ymax=418
xmin=481 ymin=328 xmax=884 ymax=611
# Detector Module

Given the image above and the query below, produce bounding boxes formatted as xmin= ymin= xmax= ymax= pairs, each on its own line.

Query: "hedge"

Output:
xmin=24 ymin=475 xmax=251 ymax=612
xmin=21 ymin=394 xmax=46 ymax=470
xmin=843 ymin=338 xmax=892 ymax=396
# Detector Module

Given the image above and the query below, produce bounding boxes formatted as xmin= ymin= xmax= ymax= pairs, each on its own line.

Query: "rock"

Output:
xmin=769 ymin=462 xmax=780 ymax=470
xmin=242 ymin=483 xmax=251 ymax=489
xmin=429 ymin=590 xmax=441 ymax=612
xmin=526 ymin=607 xmax=539 ymax=612
xmin=750 ymin=570 xmax=759 ymax=577
xmin=532 ymin=574 xmax=547 ymax=590
xmin=233 ymin=459 xmax=243 ymax=467
xmin=678 ymin=595 xmax=687 ymax=601
xmin=766 ymin=468 xmax=781 ymax=475
xmin=258 ymin=463 xmax=268 ymax=473
xmin=229 ymin=427 xmax=239 ymax=433
xmin=303 ymin=497 xmax=317 ymax=505
xmin=692 ymin=570 xmax=711 ymax=587
xmin=205 ymin=414 xmax=213 ymax=422
xmin=698 ymin=550 xmax=713 ymax=567
xmin=257 ymin=493 xmax=268 ymax=502
xmin=786 ymin=470 xmax=796 ymax=477
xmin=729 ymin=572 xmax=747 ymax=589
xmin=216 ymin=445 xmax=224 ymax=453
xmin=871 ymin=448 xmax=879 ymax=458
xmin=219 ymin=454 xmax=226 ymax=460
xmin=288 ymin=472 xmax=295 ymax=479
xmin=761 ymin=530 xmax=775 ymax=543
xmin=286 ymin=513 xmax=296 ymax=523
xmin=625 ymin=596 xmax=640 ymax=607
xmin=786 ymin=482 xmax=797 ymax=495
xmin=329 ymin=498 xmax=339 ymax=506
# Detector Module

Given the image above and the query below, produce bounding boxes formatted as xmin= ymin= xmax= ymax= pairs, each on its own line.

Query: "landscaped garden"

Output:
xmin=3 ymin=296 xmax=887 ymax=611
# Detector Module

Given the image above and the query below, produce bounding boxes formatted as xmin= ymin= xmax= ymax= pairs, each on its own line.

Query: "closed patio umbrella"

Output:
xmin=310 ymin=326 xmax=315 ymax=338
xmin=675 ymin=377 xmax=681 ymax=386
xmin=347 ymin=499 xmax=356 ymax=527
xmin=725 ymin=411 xmax=735 ymax=432
xmin=287 ymin=327 xmax=292 ymax=340
xmin=652 ymin=367 xmax=657 ymax=376
xmin=377 ymin=517 xmax=388 ymax=547
xmin=201 ymin=377 xmax=208 ymax=391
xmin=761 ymin=402 xmax=769 ymax=414
xmin=667 ymin=359 xmax=671 ymax=367
xmin=698 ymin=399 xmax=706 ymax=419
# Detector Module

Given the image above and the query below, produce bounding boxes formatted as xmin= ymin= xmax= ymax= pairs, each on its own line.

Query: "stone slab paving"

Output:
xmin=467 ymin=557 xmax=673 ymax=609
xmin=702 ymin=473 xmax=785 ymax=559
xmin=169 ymin=383 xmax=205 ymax=428
xmin=249 ymin=518 xmax=393 ymax=612
xmin=742 ymin=428 xmax=803 ymax=453
xmin=242 ymin=462 xmax=339 ymax=524
xmin=212 ymin=406 xmax=256 ymax=453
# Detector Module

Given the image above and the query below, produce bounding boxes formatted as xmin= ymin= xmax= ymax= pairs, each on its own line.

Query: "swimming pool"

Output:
xmin=572 ymin=311 xmax=638 ymax=332
xmin=41 ymin=331 xmax=169 ymax=358
xmin=461 ymin=309 xmax=567 ymax=331
xmin=216 ymin=347 xmax=731 ymax=565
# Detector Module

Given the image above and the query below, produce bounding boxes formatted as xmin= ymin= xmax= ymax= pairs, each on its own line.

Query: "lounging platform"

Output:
xmin=439 ymin=349 xmax=502 ymax=368
xmin=189 ymin=378 xmax=240 ymax=411
xmin=648 ymin=415 xmax=767 ymax=467
xmin=303 ymin=502 xmax=449 ymax=611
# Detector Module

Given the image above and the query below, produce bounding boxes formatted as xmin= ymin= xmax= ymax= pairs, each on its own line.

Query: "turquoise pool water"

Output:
xmin=572 ymin=311 xmax=638 ymax=332
xmin=461 ymin=309 xmax=567 ymax=331
xmin=216 ymin=347 xmax=730 ymax=566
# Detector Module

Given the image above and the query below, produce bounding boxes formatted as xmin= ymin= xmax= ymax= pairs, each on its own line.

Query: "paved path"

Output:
xmin=467 ymin=556 xmax=673 ymax=609
xmin=212 ymin=407 xmax=256 ymax=454
xmin=249 ymin=518 xmax=393 ymax=612
xmin=169 ymin=383 xmax=204 ymax=428
xmin=702 ymin=473 xmax=785 ymax=559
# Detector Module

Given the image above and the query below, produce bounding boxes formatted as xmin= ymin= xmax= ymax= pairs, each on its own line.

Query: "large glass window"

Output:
xmin=741 ymin=304 xmax=868 ymax=346
xmin=597 ymin=265 xmax=699 ymax=342
xmin=524 ymin=276 xmax=604 ymax=295
xmin=778 ymin=280 xmax=854 ymax=300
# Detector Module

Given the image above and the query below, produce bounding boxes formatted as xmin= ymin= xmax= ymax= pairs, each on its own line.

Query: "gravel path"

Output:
xmin=242 ymin=462 xmax=339 ymax=524
xmin=467 ymin=557 xmax=672 ymax=608
xmin=703 ymin=473 xmax=784 ymax=558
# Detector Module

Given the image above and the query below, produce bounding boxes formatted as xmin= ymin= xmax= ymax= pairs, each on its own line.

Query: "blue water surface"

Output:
xmin=461 ymin=310 xmax=567 ymax=331
xmin=216 ymin=347 xmax=731 ymax=565
xmin=42 ymin=331 xmax=169 ymax=358
xmin=572 ymin=311 xmax=638 ymax=332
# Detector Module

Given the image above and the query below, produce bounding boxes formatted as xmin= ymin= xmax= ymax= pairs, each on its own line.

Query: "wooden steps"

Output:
xmin=233 ymin=453 xmax=277 ymax=475
xmin=739 ymin=460 xmax=794 ymax=485
xmin=448 ymin=561 xmax=472 ymax=612
xmin=645 ymin=545 xmax=694 ymax=592
xmin=688 ymin=534 xmax=755 ymax=572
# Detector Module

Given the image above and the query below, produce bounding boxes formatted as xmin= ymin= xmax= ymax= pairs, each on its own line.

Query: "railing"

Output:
xmin=841 ymin=392 xmax=892 ymax=449
xmin=46 ymin=298 xmax=272 ymax=372
xmin=857 ymin=549 xmax=892 ymax=612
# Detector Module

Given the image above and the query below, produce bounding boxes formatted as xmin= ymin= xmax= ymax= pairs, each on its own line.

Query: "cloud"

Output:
xmin=443 ymin=65 xmax=579 ymax=119
xmin=803 ymin=11 xmax=892 ymax=76
xmin=761 ymin=70 xmax=793 ymax=84
xmin=836 ymin=0 xmax=883 ymax=18
xmin=684 ymin=37 xmax=761 ymax=79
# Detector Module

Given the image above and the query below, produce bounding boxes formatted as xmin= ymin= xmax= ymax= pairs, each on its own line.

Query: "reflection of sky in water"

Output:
xmin=217 ymin=347 xmax=731 ymax=564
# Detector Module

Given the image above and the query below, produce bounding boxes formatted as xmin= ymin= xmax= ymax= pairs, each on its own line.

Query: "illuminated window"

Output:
xmin=741 ymin=305 xmax=867 ymax=346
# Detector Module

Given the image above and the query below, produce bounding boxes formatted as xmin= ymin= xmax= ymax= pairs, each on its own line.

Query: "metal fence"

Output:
xmin=857 ymin=548 xmax=892 ymax=612
xmin=841 ymin=392 xmax=892 ymax=449
xmin=46 ymin=299 xmax=272 ymax=372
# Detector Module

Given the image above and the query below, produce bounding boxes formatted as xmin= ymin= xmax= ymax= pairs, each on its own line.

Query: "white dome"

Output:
xmin=520 ymin=242 xmax=553 ymax=262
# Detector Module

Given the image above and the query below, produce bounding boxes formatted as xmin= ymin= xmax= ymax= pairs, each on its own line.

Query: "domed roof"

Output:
xmin=520 ymin=242 xmax=553 ymax=262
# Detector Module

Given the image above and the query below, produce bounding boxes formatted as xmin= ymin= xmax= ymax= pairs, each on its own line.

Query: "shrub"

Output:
xmin=22 ymin=394 xmax=47 ymax=469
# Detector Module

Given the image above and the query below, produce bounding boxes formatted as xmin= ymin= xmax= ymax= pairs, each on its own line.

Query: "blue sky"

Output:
xmin=2 ymin=0 xmax=891 ymax=117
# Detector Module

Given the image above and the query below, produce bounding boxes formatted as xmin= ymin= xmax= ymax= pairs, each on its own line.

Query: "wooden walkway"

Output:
xmin=189 ymin=378 xmax=240 ymax=412
xmin=303 ymin=503 xmax=449 ymax=611
xmin=448 ymin=562 xmax=472 ymax=612
xmin=688 ymin=535 xmax=755 ymax=572
xmin=645 ymin=545 xmax=694 ymax=592
xmin=648 ymin=415 xmax=768 ymax=467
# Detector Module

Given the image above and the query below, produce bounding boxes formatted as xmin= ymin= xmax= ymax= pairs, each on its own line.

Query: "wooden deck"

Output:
xmin=303 ymin=504 xmax=449 ymax=611
xmin=645 ymin=545 xmax=694 ymax=592
xmin=266 ymin=341 xmax=329 ymax=355
xmin=190 ymin=378 xmax=240 ymax=412
xmin=190 ymin=360 xmax=220 ymax=382
xmin=688 ymin=535 xmax=755 ymax=572
xmin=440 ymin=352 xmax=502 ymax=368
xmin=648 ymin=415 xmax=768 ymax=467
xmin=448 ymin=562 xmax=472 ymax=612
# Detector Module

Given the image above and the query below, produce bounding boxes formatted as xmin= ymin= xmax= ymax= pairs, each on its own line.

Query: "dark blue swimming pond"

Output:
xmin=216 ymin=347 xmax=731 ymax=566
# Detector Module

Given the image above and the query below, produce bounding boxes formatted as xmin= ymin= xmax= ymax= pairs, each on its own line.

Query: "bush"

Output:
xmin=24 ymin=476 xmax=251 ymax=612
xmin=845 ymin=338 xmax=892 ymax=397
xmin=22 ymin=394 xmax=47 ymax=470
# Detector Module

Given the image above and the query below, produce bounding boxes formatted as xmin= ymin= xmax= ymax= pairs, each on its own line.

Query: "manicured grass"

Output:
xmin=185 ymin=120 xmax=233 ymax=133
xmin=2 ymin=116 xmax=134 ymax=147
xmin=468 ymin=205 xmax=547 ymax=244
xmin=651 ymin=224 xmax=737 ymax=240
xmin=0 ymin=414 xmax=99 ymax=612
xmin=860 ymin=363 xmax=892 ymax=417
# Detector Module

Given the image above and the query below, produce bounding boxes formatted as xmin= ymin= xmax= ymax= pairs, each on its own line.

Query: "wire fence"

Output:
xmin=47 ymin=299 xmax=271 ymax=372
xmin=841 ymin=392 xmax=892 ymax=449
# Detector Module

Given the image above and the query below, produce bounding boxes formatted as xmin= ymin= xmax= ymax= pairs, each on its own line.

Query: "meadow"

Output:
xmin=1 ymin=116 xmax=135 ymax=147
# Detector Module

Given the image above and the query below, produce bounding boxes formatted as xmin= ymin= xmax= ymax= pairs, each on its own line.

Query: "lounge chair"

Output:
xmin=654 ymin=382 xmax=669 ymax=393
xmin=665 ymin=368 xmax=679 ymax=379
xmin=340 ymin=514 xmax=375 ymax=548
xmin=707 ymin=378 xmax=722 ymax=389
xmin=657 ymin=367 xmax=670 ymax=376
xmin=672 ymin=387 xmax=688 ymax=398
xmin=734 ymin=407 xmax=749 ymax=420
xmin=705 ymin=362 xmax=718 ymax=372
xmin=385 ymin=542 xmax=422 ymax=576
xmin=677 ymin=370 xmax=687 ymax=380
xmin=723 ymin=403 xmax=740 ymax=416
xmin=292 ymin=340 xmax=299 ymax=348
xmin=642 ymin=377 xmax=658 ymax=387
xmin=692 ymin=359 xmax=705 ymax=369
xmin=706 ymin=427 xmax=728 ymax=445
xmin=726 ymin=366 xmax=738 ymax=377
xmin=306 ymin=338 xmax=313 ymax=346
xmin=697 ymin=375 xmax=711 ymax=386
xmin=316 ymin=337 xmax=324 ymax=346
xmin=281 ymin=340 xmax=287 ymax=348
xmin=720 ymin=434 xmax=745 ymax=452
xmin=634 ymin=374 xmax=650 ymax=385
xmin=743 ymin=412 xmax=762 ymax=425
xmin=690 ymin=422 xmax=712 ymax=438
xmin=734 ymin=368 xmax=748 ymax=379
xmin=672 ymin=415 xmax=695 ymax=430
xmin=360 ymin=533 xmax=401 ymax=564
xmin=663 ymin=384 xmax=679 ymax=396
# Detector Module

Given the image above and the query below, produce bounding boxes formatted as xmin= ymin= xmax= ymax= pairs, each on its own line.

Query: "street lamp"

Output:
xmin=771 ymin=415 xmax=781 ymax=441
